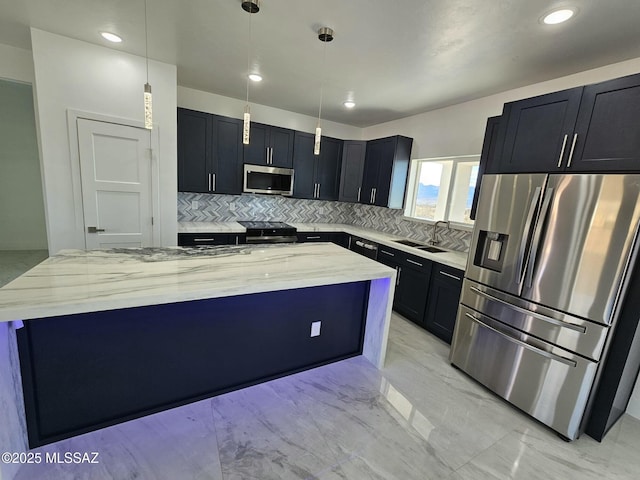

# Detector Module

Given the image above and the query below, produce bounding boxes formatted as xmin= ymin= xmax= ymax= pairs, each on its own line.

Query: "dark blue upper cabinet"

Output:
xmin=292 ymin=131 xmax=343 ymax=201
xmin=360 ymin=135 xmax=412 ymax=209
xmin=177 ymin=108 xmax=243 ymax=194
xmin=243 ymin=122 xmax=294 ymax=168
xmin=492 ymin=71 xmax=640 ymax=174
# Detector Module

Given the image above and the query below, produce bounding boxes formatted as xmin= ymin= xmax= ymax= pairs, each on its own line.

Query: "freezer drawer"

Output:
xmin=450 ymin=305 xmax=598 ymax=440
xmin=461 ymin=279 xmax=609 ymax=361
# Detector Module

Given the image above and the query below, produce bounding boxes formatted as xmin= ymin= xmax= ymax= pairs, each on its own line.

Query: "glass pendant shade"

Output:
xmin=243 ymin=106 xmax=251 ymax=145
xmin=144 ymin=83 xmax=153 ymax=130
xmin=314 ymin=126 xmax=322 ymax=155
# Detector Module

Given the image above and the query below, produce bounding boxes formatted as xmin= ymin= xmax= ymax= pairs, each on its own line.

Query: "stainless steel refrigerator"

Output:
xmin=450 ymin=173 xmax=640 ymax=440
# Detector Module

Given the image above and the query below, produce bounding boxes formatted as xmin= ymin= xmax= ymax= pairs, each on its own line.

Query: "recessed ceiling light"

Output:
xmin=344 ymin=101 xmax=356 ymax=109
xmin=542 ymin=8 xmax=575 ymax=25
xmin=248 ymin=74 xmax=263 ymax=82
xmin=100 ymin=32 xmax=122 ymax=43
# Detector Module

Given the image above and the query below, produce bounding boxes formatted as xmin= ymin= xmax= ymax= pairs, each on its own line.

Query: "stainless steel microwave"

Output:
xmin=243 ymin=164 xmax=294 ymax=196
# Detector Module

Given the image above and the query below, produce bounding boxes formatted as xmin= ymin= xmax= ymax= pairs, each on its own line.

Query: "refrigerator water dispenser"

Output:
xmin=474 ymin=230 xmax=508 ymax=272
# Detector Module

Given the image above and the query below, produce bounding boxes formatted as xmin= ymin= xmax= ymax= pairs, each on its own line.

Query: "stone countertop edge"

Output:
xmin=0 ymin=243 xmax=396 ymax=323
xmin=177 ymin=221 xmax=469 ymax=271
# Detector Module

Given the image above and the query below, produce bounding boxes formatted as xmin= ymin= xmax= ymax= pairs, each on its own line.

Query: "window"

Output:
xmin=404 ymin=155 xmax=480 ymax=225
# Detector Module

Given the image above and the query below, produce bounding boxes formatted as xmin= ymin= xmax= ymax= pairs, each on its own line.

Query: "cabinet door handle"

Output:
xmin=357 ymin=187 xmax=361 ymax=202
xmin=317 ymin=183 xmax=321 ymax=198
xmin=406 ymin=258 xmax=423 ymax=267
xmin=557 ymin=134 xmax=568 ymax=168
xmin=270 ymin=147 xmax=274 ymax=165
xmin=266 ymin=147 xmax=270 ymax=165
xmin=370 ymin=189 xmax=374 ymax=203
xmin=208 ymin=173 xmax=212 ymax=191
xmin=566 ymin=133 xmax=578 ymax=168
xmin=380 ymin=250 xmax=395 ymax=257
xmin=307 ymin=236 xmax=321 ymax=240
xmin=396 ymin=267 xmax=401 ymax=286
xmin=373 ymin=188 xmax=377 ymax=204
xmin=439 ymin=270 xmax=461 ymax=281
xmin=211 ymin=173 xmax=216 ymax=192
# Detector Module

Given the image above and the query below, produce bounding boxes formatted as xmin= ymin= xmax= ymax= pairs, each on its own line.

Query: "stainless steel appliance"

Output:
xmin=450 ymin=174 xmax=640 ymax=440
xmin=243 ymin=164 xmax=294 ymax=196
xmin=238 ymin=221 xmax=297 ymax=244
xmin=348 ymin=236 xmax=378 ymax=259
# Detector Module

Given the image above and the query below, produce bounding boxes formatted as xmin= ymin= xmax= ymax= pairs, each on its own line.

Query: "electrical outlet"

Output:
xmin=310 ymin=321 xmax=321 ymax=337
xmin=229 ymin=202 xmax=236 ymax=211
xmin=191 ymin=200 xmax=198 ymax=210
xmin=319 ymin=206 xmax=325 ymax=215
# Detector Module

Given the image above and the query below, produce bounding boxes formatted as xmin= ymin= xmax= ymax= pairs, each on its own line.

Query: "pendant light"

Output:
xmin=143 ymin=0 xmax=152 ymax=130
xmin=315 ymin=27 xmax=334 ymax=155
xmin=242 ymin=0 xmax=260 ymax=145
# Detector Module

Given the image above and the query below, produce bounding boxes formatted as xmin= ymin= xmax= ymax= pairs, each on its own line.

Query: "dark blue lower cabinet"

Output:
xmin=423 ymin=265 xmax=464 ymax=344
xmin=17 ymin=281 xmax=369 ymax=447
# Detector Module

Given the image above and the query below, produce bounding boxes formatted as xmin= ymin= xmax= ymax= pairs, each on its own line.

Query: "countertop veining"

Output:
xmin=0 ymin=244 xmax=395 ymax=323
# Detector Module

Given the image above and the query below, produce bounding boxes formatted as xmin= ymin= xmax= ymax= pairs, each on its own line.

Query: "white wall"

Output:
xmin=0 ymin=80 xmax=48 ymax=250
xmin=30 ymin=29 xmax=177 ymax=254
xmin=363 ymin=57 xmax=640 ymax=160
xmin=178 ymin=86 xmax=363 ymax=140
xmin=0 ymin=44 xmax=34 ymax=84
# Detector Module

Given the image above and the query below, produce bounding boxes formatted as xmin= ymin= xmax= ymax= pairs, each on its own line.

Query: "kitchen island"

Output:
xmin=0 ymin=243 xmax=395 ymax=454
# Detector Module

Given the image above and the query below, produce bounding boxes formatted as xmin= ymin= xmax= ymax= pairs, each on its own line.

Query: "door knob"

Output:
xmin=87 ymin=226 xmax=105 ymax=233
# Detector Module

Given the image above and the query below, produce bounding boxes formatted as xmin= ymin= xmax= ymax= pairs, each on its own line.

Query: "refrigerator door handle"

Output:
xmin=517 ymin=186 xmax=542 ymax=285
xmin=470 ymin=286 xmax=586 ymax=333
xmin=526 ymin=187 xmax=555 ymax=288
xmin=464 ymin=312 xmax=577 ymax=367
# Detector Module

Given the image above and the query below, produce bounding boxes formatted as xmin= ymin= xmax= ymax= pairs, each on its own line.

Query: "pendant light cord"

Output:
xmin=246 ymin=7 xmax=252 ymax=106
xmin=144 ymin=0 xmax=149 ymax=84
xmin=317 ymin=39 xmax=328 ymax=126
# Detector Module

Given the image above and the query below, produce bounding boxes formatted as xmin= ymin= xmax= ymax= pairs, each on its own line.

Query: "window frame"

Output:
xmin=403 ymin=154 xmax=480 ymax=230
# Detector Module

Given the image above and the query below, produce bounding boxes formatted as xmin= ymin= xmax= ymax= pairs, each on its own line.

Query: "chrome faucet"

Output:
xmin=430 ymin=220 xmax=450 ymax=245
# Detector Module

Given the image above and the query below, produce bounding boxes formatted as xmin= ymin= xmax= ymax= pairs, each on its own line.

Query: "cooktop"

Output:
xmin=237 ymin=221 xmax=294 ymax=230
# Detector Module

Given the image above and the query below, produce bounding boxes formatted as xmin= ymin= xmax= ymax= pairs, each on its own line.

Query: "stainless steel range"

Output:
xmin=238 ymin=221 xmax=297 ymax=244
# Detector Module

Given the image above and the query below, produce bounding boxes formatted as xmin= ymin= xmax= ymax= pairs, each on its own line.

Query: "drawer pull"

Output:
xmin=439 ymin=270 xmax=461 ymax=281
xmin=306 ymin=236 xmax=321 ymax=240
xmin=470 ymin=286 xmax=586 ymax=333
xmin=194 ymin=238 xmax=215 ymax=242
xmin=406 ymin=258 xmax=423 ymax=267
xmin=464 ymin=312 xmax=577 ymax=367
xmin=380 ymin=250 xmax=395 ymax=257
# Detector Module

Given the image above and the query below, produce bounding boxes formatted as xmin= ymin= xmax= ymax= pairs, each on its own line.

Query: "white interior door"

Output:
xmin=78 ymin=118 xmax=156 ymax=249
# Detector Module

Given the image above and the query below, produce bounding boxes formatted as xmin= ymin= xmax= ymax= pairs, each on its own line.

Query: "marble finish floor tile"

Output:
xmin=454 ymin=414 xmax=640 ymax=480
xmin=6 ymin=311 xmax=640 ymax=480
xmin=14 ymin=400 xmax=223 ymax=480
xmin=0 ymin=250 xmax=48 ymax=287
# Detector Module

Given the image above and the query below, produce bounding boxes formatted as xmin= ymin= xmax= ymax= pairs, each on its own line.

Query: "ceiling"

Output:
xmin=1 ymin=0 xmax=640 ymax=127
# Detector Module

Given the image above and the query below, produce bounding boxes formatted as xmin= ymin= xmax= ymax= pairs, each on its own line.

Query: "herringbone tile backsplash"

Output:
xmin=178 ymin=192 xmax=472 ymax=252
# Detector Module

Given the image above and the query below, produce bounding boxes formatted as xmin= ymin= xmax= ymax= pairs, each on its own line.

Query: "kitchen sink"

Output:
xmin=415 ymin=245 xmax=446 ymax=253
xmin=393 ymin=239 xmax=425 ymax=247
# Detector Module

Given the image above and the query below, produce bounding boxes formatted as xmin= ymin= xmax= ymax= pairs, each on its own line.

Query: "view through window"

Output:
xmin=405 ymin=156 xmax=479 ymax=225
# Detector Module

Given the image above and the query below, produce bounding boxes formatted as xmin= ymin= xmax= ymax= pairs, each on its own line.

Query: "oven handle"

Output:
xmin=464 ymin=312 xmax=577 ymax=367
xmin=245 ymin=236 xmax=298 ymax=244
xmin=470 ymin=286 xmax=586 ymax=333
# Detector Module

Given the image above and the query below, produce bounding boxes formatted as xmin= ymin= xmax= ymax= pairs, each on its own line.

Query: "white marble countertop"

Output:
xmin=179 ymin=221 xmax=246 ymax=233
xmin=177 ymin=221 xmax=468 ymax=271
xmin=0 ymin=244 xmax=395 ymax=323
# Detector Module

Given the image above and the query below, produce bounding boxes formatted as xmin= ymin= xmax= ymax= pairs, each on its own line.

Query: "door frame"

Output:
xmin=66 ymin=110 xmax=161 ymax=249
